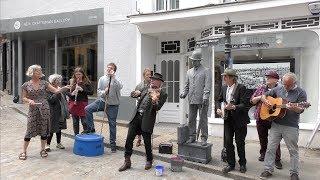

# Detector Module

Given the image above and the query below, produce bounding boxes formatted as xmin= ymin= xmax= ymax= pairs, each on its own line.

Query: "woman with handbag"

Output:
xmin=68 ymin=67 xmax=93 ymax=135
xmin=46 ymin=74 xmax=68 ymax=151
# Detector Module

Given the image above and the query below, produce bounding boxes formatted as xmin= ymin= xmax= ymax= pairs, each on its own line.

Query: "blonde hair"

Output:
xmin=26 ymin=64 xmax=45 ymax=77
xmin=143 ymin=68 xmax=152 ymax=76
xmin=48 ymin=74 xmax=62 ymax=84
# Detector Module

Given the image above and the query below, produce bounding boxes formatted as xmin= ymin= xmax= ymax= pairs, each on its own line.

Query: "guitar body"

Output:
xmin=260 ymin=96 xmax=287 ymax=121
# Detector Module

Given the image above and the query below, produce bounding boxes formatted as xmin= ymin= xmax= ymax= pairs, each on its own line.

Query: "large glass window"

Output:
xmin=48 ymin=32 xmax=98 ymax=95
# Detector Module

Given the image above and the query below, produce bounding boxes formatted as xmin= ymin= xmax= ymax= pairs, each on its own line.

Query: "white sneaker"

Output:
xmin=45 ymin=145 xmax=51 ymax=152
xmin=56 ymin=143 xmax=65 ymax=149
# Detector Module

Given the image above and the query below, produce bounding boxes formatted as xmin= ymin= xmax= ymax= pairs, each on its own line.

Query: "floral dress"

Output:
xmin=22 ymin=80 xmax=51 ymax=138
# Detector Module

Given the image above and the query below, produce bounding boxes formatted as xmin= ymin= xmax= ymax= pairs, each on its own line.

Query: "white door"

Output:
xmin=157 ymin=55 xmax=181 ymax=123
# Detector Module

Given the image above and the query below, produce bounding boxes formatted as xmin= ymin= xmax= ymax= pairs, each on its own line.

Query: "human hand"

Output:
xmin=179 ymin=93 xmax=186 ymax=99
xmin=150 ymin=90 xmax=160 ymax=104
xmin=28 ymin=100 xmax=36 ymax=106
xmin=225 ymin=103 xmax=235 ymax=110
xmin=217 ymin=109 xmax=222 ymax=116
xmin=75 ymin=84 xmax=83 ymax=91
xmin=133 ymin=90 xmax=141 ymax=97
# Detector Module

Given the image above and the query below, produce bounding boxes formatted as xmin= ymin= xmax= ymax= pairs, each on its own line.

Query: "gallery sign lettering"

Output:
xmin=196 ymin=38 xmax=224 ymax=48
xmin=232 ymin=43 xmax=269 ymax=49
xmin=196 ymin=38 xmax=269 ymax=49
xmin=0 ymin=8 xmax=103 ymax=33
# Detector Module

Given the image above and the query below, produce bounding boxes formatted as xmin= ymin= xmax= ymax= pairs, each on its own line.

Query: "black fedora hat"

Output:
xmin=150 ymin=73 xmax=164 ymax=82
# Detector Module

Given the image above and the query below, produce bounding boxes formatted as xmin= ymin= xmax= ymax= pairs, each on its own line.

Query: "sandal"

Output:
xmin=18 ymin=152 xmax=27 ymax=160
xmin=40 ymin=149 xmax=48 ymax=158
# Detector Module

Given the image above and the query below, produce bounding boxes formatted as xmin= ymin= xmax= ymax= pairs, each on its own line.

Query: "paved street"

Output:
xmin=0 ymin=102 xmax=230 ymax=180
xmin=1 ymin=93 xmax=320 ymax=180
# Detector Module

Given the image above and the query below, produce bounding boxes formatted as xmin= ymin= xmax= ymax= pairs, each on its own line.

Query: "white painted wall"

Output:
xmin=0 ymin=0 xmax=105 ymax=19
xmin=104 ymin=0 xmax=138 ymax=96
xmin=136 ymin=0 xmax=221 ymax=14
xmin=300 ymin=35 xmax=320 ymax=124
xmin=141 ymin=35 xmax=157 ymax=75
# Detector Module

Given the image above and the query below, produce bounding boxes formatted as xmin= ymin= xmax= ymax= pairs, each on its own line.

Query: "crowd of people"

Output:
xmin=18 ymin=63 xmax=167 ymax=171
xmin=17 ymin=60 xmax=307 ymax=180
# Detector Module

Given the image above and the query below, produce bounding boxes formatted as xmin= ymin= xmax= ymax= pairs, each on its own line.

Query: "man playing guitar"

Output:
xmin=250 ymin=70 xmax=282 ymax=169
xmin=259 ymin=72 xmax=307 ymax=180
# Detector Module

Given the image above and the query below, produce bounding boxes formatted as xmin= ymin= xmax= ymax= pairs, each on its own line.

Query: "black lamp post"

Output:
xmin=224 ymin=18 xmax=232 ymax=68
xmin=220 ymin=18 xmax=232 ymax=163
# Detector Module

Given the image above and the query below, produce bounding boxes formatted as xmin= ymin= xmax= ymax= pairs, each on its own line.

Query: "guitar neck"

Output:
xmin=276 ymin=102 xmax=307 ymax=109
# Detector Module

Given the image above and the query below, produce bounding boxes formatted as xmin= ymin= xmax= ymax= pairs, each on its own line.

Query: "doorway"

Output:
xmin=157 ymin=55 xmax=181 ymax=123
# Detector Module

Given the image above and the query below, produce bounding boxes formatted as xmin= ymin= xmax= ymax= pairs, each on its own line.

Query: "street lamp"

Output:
xmin=220 ymin=18 xmax=232 ymax=163
xmin=224 ymin=18 xmax=232 ymax=68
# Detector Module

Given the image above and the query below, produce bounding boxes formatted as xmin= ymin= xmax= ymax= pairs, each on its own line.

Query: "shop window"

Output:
xmin=187 ymin=37 xmax=196 ymax=52
xmin=161 ymin=41 xmax=180 ymax=53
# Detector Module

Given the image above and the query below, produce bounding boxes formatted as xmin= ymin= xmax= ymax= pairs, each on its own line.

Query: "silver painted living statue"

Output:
xmin=180 ymin=49 xmax=212 ymax=146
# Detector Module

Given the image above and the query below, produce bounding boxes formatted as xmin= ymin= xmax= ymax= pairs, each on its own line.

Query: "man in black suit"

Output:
xmin=119 ymin=73 xmax=168 ymax=172
xmin=217 ymin=68 xmax=250 ymax=173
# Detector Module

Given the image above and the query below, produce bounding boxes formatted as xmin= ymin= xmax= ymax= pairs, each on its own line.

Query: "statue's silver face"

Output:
xmin=192 ymin=60 xmax=201 ymax=68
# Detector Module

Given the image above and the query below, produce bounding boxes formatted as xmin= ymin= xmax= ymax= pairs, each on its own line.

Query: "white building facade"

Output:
xmin=1 ymin=0 xmax=319 ymax=147
xmin=130 ymin=0 xmax=320 ymax=147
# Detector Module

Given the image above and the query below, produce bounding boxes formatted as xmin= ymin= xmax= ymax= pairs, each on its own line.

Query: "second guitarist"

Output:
xmin=250 ymin=70 xmax=282 ymax=169
xmin=259 ymin=72 xmax=307 ymax=180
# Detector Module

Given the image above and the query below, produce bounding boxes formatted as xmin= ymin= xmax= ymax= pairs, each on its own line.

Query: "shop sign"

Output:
xmin=0 ymin=8 xmax=103 ymax=33
xmin=196 ymin=38 xmax=224 ymax=48
xmin=232 ymin=43 xmax=269 ymax=49
xmin=196 ymin=38 xmax=269 ymax=49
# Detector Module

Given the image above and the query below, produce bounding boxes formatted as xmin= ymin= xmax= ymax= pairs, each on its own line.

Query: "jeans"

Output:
xmin=256 ymin=120 xmax=281 ymax=161
xmin=85 ymin=98 xmax=119 ymax=148
xmin=264 ymin=123 xmax=299 ymax=175
xmin=124 ymin=113 xmax=153 ymax=161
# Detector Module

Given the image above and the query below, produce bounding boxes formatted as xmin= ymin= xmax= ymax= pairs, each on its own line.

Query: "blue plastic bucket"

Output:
xmin=73 ymin=134 xmax=104 ymax=157
xmin=155 ymin=165 xmax=164 ymax=176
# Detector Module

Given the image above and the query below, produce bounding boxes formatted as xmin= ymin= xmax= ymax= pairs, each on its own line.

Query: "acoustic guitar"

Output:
xmin=260 ymin=96 xmax=311 ymax=121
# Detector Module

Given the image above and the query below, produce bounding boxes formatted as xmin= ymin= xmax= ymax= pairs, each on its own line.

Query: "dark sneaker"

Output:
xmin=275 ymin=160 xmax=283 ymax=169
xmin=290 ymin=173 xmax=299 ymax=180
xmin=258 ymin=154 xmax=264 ymax=161
xmin=260 ymin=171 xmax=272 ymax=179
xmin=222 ymin=165 xmax=235 ymax=174
xmin=145 ymin=161 xmax=152 ymax=170
xmin=111 ymin=147 xmax=117 ymax=153
xmin=239 ymin=165 xmax=247 ymax=173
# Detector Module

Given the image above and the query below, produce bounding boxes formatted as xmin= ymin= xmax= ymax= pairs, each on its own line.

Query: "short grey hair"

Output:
xmin=26 ymin=64 xmax=45 ymax=77
xmin=48 ymin=74 xmax=63 ymax=84
xmin=282 ymin=72 xmax=297 ymax=83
